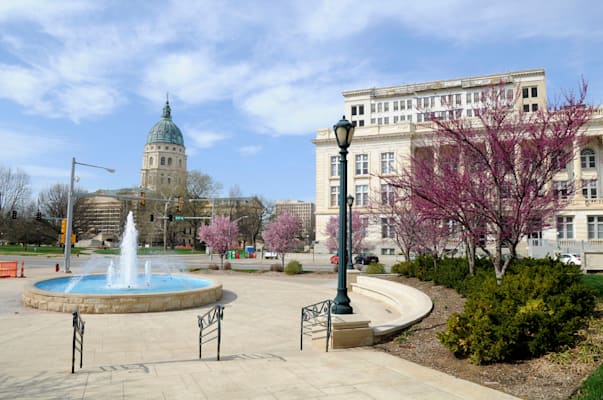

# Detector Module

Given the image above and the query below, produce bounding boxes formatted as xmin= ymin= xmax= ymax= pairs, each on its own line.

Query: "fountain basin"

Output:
xmin=23 ymin=274 xmax=222 ymax=314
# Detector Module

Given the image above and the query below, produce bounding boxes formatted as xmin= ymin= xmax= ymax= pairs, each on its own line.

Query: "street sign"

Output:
xmin=174 ymin=216 xmax=185 ymax=221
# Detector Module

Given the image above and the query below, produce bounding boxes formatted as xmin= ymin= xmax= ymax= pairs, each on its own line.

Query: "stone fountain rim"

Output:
xmin=22 ymin=273 xmax=223 ymax=313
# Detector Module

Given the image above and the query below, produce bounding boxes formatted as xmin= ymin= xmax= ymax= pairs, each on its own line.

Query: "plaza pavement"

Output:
xmin=0 ymin=261 xmax=520 ymax=399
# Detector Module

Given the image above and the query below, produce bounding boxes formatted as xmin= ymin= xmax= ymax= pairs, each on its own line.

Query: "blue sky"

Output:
xmin=0 ymin=0 xmax=602 ymax=203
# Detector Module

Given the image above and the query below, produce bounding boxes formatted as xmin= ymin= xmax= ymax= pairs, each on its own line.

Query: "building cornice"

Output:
xmin=342 ymin=69 xmax=545 ymax=99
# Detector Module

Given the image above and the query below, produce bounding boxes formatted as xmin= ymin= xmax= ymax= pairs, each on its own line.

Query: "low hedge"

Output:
xmin=285 ymin=260 xmax=303 ymax=275
xmin=438 ymin=260 xmax=596 ymax=364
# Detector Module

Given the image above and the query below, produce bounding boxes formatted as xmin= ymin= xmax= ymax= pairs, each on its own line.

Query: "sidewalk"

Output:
xmin=0 ymin=267 xmax=519 ymax=399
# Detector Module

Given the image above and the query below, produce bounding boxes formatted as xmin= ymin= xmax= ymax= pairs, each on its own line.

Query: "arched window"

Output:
xmin=581 ymin=148 xmax=596 ymax=169
xmin=149 ymin=157 xmax=153 ymax=166
xmin=179 ymin=159 xmax=182 ymax=167
xmin=167 ymin=177 xmax=171 ymax=184
xmin=161 ymin=157 xmax=166 ymax=166
xmin=168 ymin=157 xmax=172 ymax=166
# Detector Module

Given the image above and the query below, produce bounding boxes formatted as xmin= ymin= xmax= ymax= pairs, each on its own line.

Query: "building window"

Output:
xmin=370 ymin=118 xmax=376 ymax=125
xmin=381 ymin=184 xmax=395 ymax=205
xmin=581 ymin=148 xmax=596 ymax=169
xmin=531 ymin=87 xmax=538 ymax=97
xmin=370 ymin=103 xmax=375 ymax=113
xmin=377 ymin=117 xmax=382 ymax=125
xmin=381 ymin=248 xmax=395 ymax=255
xmin=381 ymin=152 xmax=394 ymax=174
xmin=358 ymin=120 xmax=364 ymax=127
xmin=358 ymin=105 xmax=364 ymax=115
xmin=381 ymin=217 xmax=395 ymax=238
xmin=522 ymin=87 xmax=529 ymax=98
xmin=523 ymin=104 xmax=530 ymax=112
xmin=393 ymin=101 xmax=399 ymax=111
xmin=377 ymin=103 xmax=382 ymax=112
xmin=160 ymin=157 xmax=166 ymax=166
xmin=455 ymin=94 xmax=461 ymax=105
xmin=384 ymin=117 xmax=389 ymax=124
xmin=168 ymin=157 xmax=172 ymax=166
xmin=393 ymin=116 xmax=398 ymax=123
xmin=330 ymin=186 xmax=339 ymax=207
xmin=355 ymin=154 xmax=368 ymax=175
xmin=473 ymin=92 xmax=479 ymax=103
xmin=557 ymin=216 xmax=574 ymax=239
xmin=588 ymin=216 xmax=603 ymax=239
xmin=583 ymin=179 xmax=597 ymax=199
xmin=532 ymin=103 xmax=538 ymax=112
xmin=351 ymin=106 xmax=357 ymax=116
xmin=406 ymin=99 xmax=412 ymax=109
xmin=330 ymin=156 xmax=339 ymax=177
xmin=467 ymin=109 xmax=473 ymax=117
xmin=355 ymin=185 xmax=369 ymax=206
xmin=384 ymin=102 xmax=389 ymax=112
xmin=554 ymin=181 xmax=570 ymax=199
xmin=149 ymin=157 xmax=153 ymax=166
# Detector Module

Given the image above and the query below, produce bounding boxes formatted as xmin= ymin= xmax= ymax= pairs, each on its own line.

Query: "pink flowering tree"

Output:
xmin=383 ymin=81 xmax=594 ymax=282
xmin=325 ymin=212 xmax=367 ymax=255
xmin=263 ymin=212 xmax=302 ymax=268
xmin=197 ymin=216 xmax=239 ymax=269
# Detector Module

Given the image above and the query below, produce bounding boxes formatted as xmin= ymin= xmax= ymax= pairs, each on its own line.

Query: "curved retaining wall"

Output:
xmin=22 ymin=276 xmax=223 ymax=314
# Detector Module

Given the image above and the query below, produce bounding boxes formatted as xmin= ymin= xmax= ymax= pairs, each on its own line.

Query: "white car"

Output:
xmin=558 ymin=253 xmax=582 ymax=266
xmin=264 ymin=251 xmax=278 ymax=259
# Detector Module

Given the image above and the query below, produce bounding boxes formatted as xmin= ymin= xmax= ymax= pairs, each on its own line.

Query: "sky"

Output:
xmin=0 ymin=0 xmax=602 ymax=203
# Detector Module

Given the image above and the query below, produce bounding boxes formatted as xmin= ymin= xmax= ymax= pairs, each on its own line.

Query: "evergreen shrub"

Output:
xmin=438 ymin=259 xmax=596 ymax=364
xmin=365 ymin=262 xmax=386 ymax=274
xmin=285 ymin=260 xmax=303 ymax=275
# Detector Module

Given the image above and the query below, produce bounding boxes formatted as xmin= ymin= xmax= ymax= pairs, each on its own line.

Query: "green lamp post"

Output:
xmin=332 ymin=116 xmax=354 ymax=314
xmin=347 ymin=195 xmax=354 ymax=271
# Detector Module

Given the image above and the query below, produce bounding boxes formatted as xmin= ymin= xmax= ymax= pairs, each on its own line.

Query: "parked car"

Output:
xmin=557 ymin=253 xmax=582 ymax=266
xmin=330 ymin=255 xmax=339 ymax=264
xmin=264 ymin=251 xmax=278 ymax=259
xmin=354 ymin=253 xmax=379 ymax=265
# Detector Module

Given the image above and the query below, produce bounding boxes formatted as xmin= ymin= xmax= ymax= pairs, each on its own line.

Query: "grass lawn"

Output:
xmin=0 ymin=244 xmax=82 ymax=256
xmin=571 ymin=273 xmax=603 ymax=399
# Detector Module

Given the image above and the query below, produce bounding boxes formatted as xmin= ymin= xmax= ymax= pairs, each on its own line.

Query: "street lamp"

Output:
xmin=332 ymin=115 xmax=354 ymax=314
xmin=64 ymin=157 xmax=115 ymax=273
xmin=347 ymin=195 xmax=354 ymax=271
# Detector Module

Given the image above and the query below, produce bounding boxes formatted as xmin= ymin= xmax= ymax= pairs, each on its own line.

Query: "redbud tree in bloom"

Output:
xmin=197 ymin=216 xmax=239 ymax=269
xmin=263 ymin=212 xmax=302 ymax=268
xmin=325 ymin=212 xmax=367 ymax=255
xmin=383 ymin=81 xmax=594 ymax=282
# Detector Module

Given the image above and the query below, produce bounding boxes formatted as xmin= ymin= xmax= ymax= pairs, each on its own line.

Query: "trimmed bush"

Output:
xmin=285 ymin=260 xmax=303 ymax=275
xmin=223 ymin=261 xmax=232 ymax=270
xmin=390 ymin=261 xmax=413 ymax=276
xmin=438 ymin=259 xmax=596 ymax=364
xmin=270 ymin=263 xmax=284 ymax=272
xmin=365 ymin=262 xmax=386 ymax=274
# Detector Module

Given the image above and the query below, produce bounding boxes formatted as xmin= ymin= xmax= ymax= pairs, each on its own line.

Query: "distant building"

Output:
xmin=274 ymin=200 xmax=315 ymax=242
xmin=314 ymin=69 xmax=603 ymax=257
xmin=140 ymin=99 xmax=187 ymax=192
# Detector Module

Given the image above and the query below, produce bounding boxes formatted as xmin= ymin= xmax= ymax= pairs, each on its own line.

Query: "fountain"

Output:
xmin=22 ymin=212 xmax=222 ymax=313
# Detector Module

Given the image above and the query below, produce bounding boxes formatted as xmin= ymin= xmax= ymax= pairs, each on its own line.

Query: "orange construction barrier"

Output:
xmin=0 ymin=261 xmax=18 ymax=278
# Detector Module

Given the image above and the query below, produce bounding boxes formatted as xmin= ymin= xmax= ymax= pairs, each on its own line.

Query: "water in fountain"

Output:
xmin=106 ymin=211 xmax=146 ymax=288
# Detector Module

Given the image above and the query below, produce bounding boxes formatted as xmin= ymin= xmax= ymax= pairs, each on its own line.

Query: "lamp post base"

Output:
xmin=332 ymin=289 xmax=353 ymax=314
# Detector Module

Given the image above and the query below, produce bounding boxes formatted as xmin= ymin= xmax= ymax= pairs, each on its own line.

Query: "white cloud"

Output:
xmin=139 ymin=51 xmax=250 ymax=106
xmin=238 ymin=145 xmax=262 ymax=156
xmin=187 ymin=129 xmax=229 ymax=149
xmin=240 ymin=84 xmax=341 ymax=135
xmin=0 ymin=128 xmax=66 ymax=161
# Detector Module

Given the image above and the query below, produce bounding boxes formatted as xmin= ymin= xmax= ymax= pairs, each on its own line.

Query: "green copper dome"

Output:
xmin=146 ymin=100 xmax=184 ymax=146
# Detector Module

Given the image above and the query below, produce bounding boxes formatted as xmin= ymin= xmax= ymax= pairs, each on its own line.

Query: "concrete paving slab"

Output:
xmin=0 ymin=265 xmax=520 ymax=399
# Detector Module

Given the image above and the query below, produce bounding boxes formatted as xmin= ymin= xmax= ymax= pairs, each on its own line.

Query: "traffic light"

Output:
xmin=36 ymin=211 xmax=42 ymax=220
xmin=168 ymin=214 xmax=173 ymax=222
xmin=150 ymin=214 xmax=154 ymax=222
xmin=140 ymin=191 xmax=145 ymax=206
xmin=177 ymin=196 xmax=183 ymax=213
xmin=11 ymin=210 xmax=17 ymax=219
xmin=61 ymin=218 xmax=67 ymax=234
